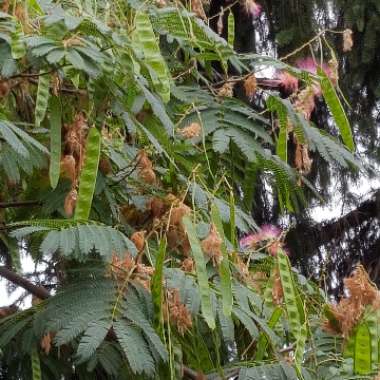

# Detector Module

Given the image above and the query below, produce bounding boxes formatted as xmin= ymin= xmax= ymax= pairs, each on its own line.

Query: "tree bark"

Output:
xmin=0 ymin=266 xmax=50 ymax=300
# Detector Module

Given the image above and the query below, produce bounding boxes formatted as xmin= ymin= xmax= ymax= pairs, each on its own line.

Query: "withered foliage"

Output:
xmin=60 ymin=113 xmax=89 ymax=216
xmin=201 ymin=224 xmax=223 ymax=266
xmin=191 ymin=0 xmax=207 ymax=20
xmin=244 ymin=74 xmax=257 ymax=99
xmin=137 ymin=150 xmax=157 ymax=185
xmin=323 ymin=266 xmax=380 ymax=337
xmin=343 ymin=29 xmax=354 ymax=52
xmin=217 ymin=82 xmax=234 ymax=97
xmin=179 ymin=122 xmax=201 ymax=139
xmin=164 ymin=288 xmax=192 ymax=336
xmin=110 ymin=253 xmax=154 ymax=290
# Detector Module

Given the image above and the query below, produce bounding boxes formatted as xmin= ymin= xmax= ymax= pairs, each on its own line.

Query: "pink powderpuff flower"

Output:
xmin=259 ymin=224 xmax=282 ymax=240
xmin=278 ymin=71 xmax=299 ymax=94
xmin=239 ymin=233 xmax=260 ymax=249
xmin=239 ymin=224 xmax=282 ymax=249
xmin=245 ymin=0 xmax=262 ymax=18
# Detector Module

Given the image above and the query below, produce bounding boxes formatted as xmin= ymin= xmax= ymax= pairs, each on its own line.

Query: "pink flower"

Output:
xmin=278 ymin=71 xmax=299 ymax=93
xmin=239 ymin=224 xmax=282 ymax=249
xmin=240 ymin=233 xmax=260 ymax=249
xmin=245 ymin=0 xmax=262 ymax=18
xmin=260 ymin=224 xmax=282 ymax=240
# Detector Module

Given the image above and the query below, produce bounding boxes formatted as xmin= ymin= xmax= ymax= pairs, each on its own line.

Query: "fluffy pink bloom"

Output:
xmin=278 ymin=71 xmax=299 ymax=93
xmin=245 ymin=0 xmax=262 ymax=18
xmin=239 ymin=224 xmax=282 ymax=249
xmin=260 ymin=224 xmax=282 ymax=240
xmin=296 ymin=57 xmax=330 ymax=76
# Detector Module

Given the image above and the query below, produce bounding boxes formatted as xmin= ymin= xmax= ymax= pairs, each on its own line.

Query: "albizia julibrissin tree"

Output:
xmin=0 ymin=0 xmax=379 ymax=379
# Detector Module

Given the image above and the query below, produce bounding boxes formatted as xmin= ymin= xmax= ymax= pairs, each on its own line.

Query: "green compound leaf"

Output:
xmin=134 ymin=11 xmax=170 ymax=103
xmin=74 ymin=128 xmax=101 ymax=221
xmin=183 ymin=216 xmax=215 ymax=329
xmin=48 ymin=96 xmax=62 ymax=189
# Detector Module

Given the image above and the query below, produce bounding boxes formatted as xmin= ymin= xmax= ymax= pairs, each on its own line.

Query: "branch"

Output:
xmin=286 ymin=189 xmax=380 ymax=256
xmin=0 ymin=200 xmax=40 ymax=208
xmin=0 ymin=266 xmax=50 ymax=300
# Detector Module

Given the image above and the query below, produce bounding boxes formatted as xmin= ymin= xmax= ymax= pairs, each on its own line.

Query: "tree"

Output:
xmin=0 ymin=0 xmax=379 ymax=379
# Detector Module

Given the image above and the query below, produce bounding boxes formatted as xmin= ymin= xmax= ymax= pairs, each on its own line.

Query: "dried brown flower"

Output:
xmin=41 ymin=332 xmax=53 ymax=355
xmin=131 ymin=231 xmax=146 ymax=252
xmin=244 ymin=74 xmax=257 ymax=99
xmin=155 ymin=0 xmax=166 ymax=7
xmin=201 ymin=224 xmax=223 ymax=266
xmin=150 ymin=197 xmax=166 ymax=218
xmin=165 ymin=289 xmax=192 ymax=335
xmin=1 ymin=0 xmax=10 ymax=13
xmin=169 ymin=203 xmax=191 ymax=226
xmin=0 ymin=80 xmax=10 ymax=98
xmin=323 ymin=266 xmax=380 ymax=338
xmin=64 ymin=189 xmax=77 ymax=217
xmin=60 ymin=154 xmax=77 ymax=183
xmin=272 ymin=268 xmax=284 ymax=305
xmin=181 ymin=257 xmax=194 ymax=272
xmin=191 ymin=0 xmax=207 ymax=20
xmin=179 ymin=122 xmax=201 ymax=139
xmin=139 ymin=168 xmax=157 ymax=184
xmin=51 ymin=73 xmax=61 ymax=97
xmin=218 ymin=82 xmax=234 ymax=97
xmin=217 ymin=7 xmax=224 ymax=35
xmin=137 ymin=150 xmax=153 ymax=170
xmin=295 ymin=143 xmax=312 ymax=175
xmin=99 ymin=157 xmax=113 ymax=175
xmin=343 ymin=29 xmax=353 ymax=52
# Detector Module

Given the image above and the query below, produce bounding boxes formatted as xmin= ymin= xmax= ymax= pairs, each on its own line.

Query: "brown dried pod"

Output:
xmin=64 ymin=189 xmax=77 ymax=217
xmin=343 ymin=29 xmax=353 ymax=52
xmin=60 ymin=155 xmax=77 ymax=183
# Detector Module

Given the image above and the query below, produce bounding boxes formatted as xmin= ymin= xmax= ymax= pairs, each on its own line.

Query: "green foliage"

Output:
xmin=0 ymin=0 xmax=369 ymax=379
xmin=183 ymin=215 xmax=216 ymax=329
